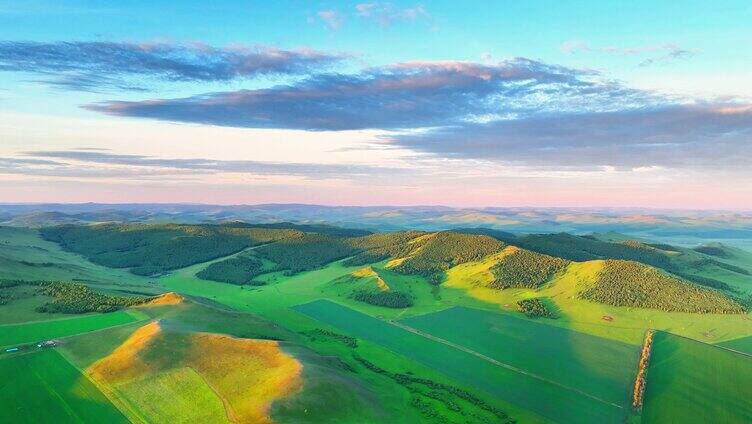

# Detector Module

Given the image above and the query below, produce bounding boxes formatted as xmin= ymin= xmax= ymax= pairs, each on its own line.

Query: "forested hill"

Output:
xmin=39 ymin=223 xmax=749 ymax=300
xmin=39 ymin=223 xmax=304 ymax=276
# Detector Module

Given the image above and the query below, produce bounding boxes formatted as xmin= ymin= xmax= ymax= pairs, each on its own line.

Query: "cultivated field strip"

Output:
xmin=293 ymin=299 xmax=628 ymax=424
xmin=390 ymin=320 xmax=624 ymax=409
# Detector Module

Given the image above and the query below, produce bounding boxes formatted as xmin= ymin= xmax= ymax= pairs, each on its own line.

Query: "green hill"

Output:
xmin=40 ymin=223 xmax=302 ymax=276
xmin=489 ymin=247 xmax=570 ymax=289
xmin=195 ymin=254 xmax=269 ymax=285
xmin=579 ymin=260 xmax=745 ymax=314
xmin=392 ymin=231 xmax=505 ymax=281
xmin=516 ymin=232 xmax=673 ymax=269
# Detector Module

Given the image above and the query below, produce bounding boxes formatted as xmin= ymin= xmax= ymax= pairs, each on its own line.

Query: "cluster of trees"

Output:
xmin=689 ymin=258 xmax=750 ymax=275
xmin=579 ymin=260 xmax=745 ymax=314
xmin=343 ymin=231 xmax=425 ymax=266
xmin=671 ymin=271 xmax=735 ymax=291
xmin=693 ymin=245 xmax=730 ymax=258
xmin=35 ymin=281 xmax=152 ymax=314
xmin=632 ymin=330 xmax=655 ymax=409
xmin=516 ymin=233 xmax=673 ymax=269
xmin=645 ymin=243 xmax=681 ymax=253
xmin=351 ymin=290 xmax=414 ymax=308
xmin=352 ymin=353 xmax=514 ymax=423
xmin=301 ymin=328 xmax=358 ymax=348
xmin=489 ymin=249 xmax=570 ymax=290
xmin=393 ymin=232 xmax=505 ymax=282
xmin=517 ymin=298 xmax=556 ymax=318
xmin=254 ymin=234 xmax=359 ymax=274
xmin=196 ymin=255 xmax=268 ymax=285
xmin=40 ymin=223 xmax=302 ymax=276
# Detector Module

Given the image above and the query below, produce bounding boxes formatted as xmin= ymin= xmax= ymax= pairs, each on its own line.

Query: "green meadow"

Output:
xmin=0 ymin=309 xmax=146 ymax=348
xmin=401 ymin=306 xmax=639 ymax=407
xmin=642 ymin=331 xmax=752 ymax=423
xmin=293 ymin=299 xmax=627 ymax=424
xmin=0 ymin=227 xmax=155 ymax=293
xmin=0 ymin=349 xmax=126 ymax=423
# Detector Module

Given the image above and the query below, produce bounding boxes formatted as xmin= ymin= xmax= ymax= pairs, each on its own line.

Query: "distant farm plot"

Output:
xmin=0 ymin=309 xmax=145 ymax=348
xmin=0 ymin=349 xmax=126 ymax=423
xmin=401 ymin=306 xmax=639 ymax=407
xmin=642 ymin=331 xmax=752 ymax=423
xmin=293 ymin=299 xmax=627 ymax=424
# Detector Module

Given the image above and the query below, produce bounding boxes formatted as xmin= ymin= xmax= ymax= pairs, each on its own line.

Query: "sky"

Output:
xmin=0 ymin=1 xmax=751 ymax=209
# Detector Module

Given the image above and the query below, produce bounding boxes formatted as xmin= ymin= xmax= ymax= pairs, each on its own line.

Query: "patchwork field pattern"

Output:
xmin=293 ymin=299 xmax=628 ymax=423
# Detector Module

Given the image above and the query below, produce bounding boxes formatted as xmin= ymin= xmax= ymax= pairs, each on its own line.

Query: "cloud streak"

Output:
xmin=10 ymin=149 xmax=406 ymax=180
xmin=317 ymin=10 xmax=344 ymax=30
xmin=0 ymin=41 xmax=343 ymax=91
xmin=561 ymin=41 xmax=696 ymax=67
xmin=86 ymin=58 xmax=650 ymax=130
xmin=355 ymin=3 xmax=429 ymax=26
xmin=391 ymin=103 xmax=752 ymax=169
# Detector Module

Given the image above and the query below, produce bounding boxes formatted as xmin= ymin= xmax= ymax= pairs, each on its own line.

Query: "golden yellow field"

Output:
xmin=87 ymin=321 xmax=302 ymax=423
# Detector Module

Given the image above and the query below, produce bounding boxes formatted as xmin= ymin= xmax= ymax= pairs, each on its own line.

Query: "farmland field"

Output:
xmin=0 ymin=349 xmax=126 ymax=423
xmin=0 ymin=309 xmax=147 ymax=348
xmin=293 ymin=299 xmax=627 ymax=423
xmin=718 ymin=335 xmax=752 ymax=355
xmin=642 ymin=331 xmax=752 ymax=423
xmin=401 ymin=306 xmax=639 ymax=407
xmin=115 ymin=367 xmax=229 ymax=423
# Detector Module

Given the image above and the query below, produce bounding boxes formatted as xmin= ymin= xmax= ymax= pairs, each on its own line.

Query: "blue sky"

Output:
xmin=1 ymin=1 xmax=751 ymax=208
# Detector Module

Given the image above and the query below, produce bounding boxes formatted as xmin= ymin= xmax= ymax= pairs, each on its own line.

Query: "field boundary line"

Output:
xmin=657 ymin=330 xmax=752 ymax=360
xmin=0 ymin=316 xmax=150 ymax=349
xmin=389 ymin=320 xmax=625 ymax=410
xmin=57 ymin=348 xmax=147 ymax=423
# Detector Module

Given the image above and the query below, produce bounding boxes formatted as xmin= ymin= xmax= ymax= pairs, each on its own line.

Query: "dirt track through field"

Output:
xmin=389 ymin=320 xmax=625 ymax=410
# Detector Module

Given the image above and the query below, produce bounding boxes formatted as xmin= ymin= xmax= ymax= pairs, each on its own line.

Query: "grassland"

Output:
xmin=294 ymin=299 xmax=627 ymax=423
xmin=0 ymin=226 xmax=154 ymax=292
xmin=0 ymin=349 xmax=126 ymax=423
xmin=0 ymin=309 xmax=146 ymax=348
xmin=642 ymin=332 xmax=752 ymax=423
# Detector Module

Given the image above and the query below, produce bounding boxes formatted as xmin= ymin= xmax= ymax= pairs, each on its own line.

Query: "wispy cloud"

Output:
xmin=355 ymin=3 xmax=428 ymax=26
xmin=0 ymin=41 xmax=344 ymax=91
xmin=317 ymin=10 xmax=344 ymax=30
xmin=9 ymin=149 xmax=406 ymax=180
xmin=561 ymin=41 xmax=696 ymax=66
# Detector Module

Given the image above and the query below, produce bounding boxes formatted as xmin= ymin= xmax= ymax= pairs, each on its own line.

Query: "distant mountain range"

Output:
xmin=1 ymin=203 xmax=751 ymax=243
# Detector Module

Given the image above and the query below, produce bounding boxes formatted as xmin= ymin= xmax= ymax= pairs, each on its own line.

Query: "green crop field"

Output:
xmin=115 ymin=367 xmax=229 ymax=423
xmin=401 ymin=306 xmax=639 ymax=407
xmin=0 ymin=349 xmax=126 ymax=423
xmin=0 ymin=309 xmax=146 ymax=348
xmin=718 ymin=335 xmax=752 ymax=355
xmin=642 ymin=331 xmax=752 ymax=423
xmin=293 ymin=299 xmax=627 ymax=423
